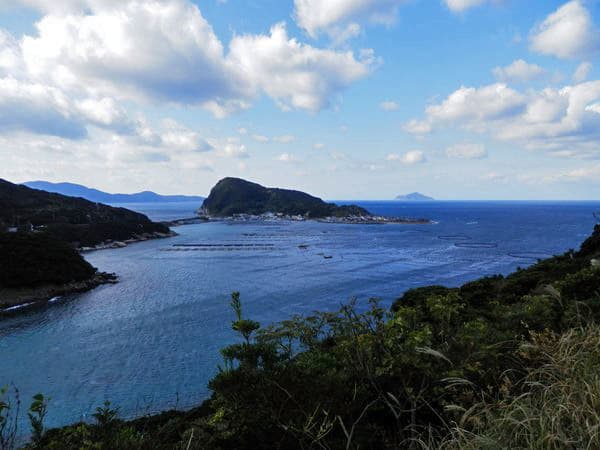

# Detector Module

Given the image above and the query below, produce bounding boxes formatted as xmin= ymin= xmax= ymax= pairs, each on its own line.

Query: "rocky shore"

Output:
xmin=0 ymin=272 xmax=118 ymax=315
xmin=79 ymin=230 xmax=177 ymax=252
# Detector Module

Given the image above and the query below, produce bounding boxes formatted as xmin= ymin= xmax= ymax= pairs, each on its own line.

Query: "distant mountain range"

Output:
xmin=202 ymin=177 xmax=370 ymax=218
xmin=394 ymin=192 xmax=434 ymax=201
xmin=24 ymin=181 xmax=204 ymax=204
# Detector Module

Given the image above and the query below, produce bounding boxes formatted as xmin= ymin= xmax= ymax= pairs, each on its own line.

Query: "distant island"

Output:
xmin=395 ymin=192 xmax=434 ymax=201
xmin=201 ymin=178 xmax=429 ymax=224
xmin=24 ymin=181 xmax=205 ymax=204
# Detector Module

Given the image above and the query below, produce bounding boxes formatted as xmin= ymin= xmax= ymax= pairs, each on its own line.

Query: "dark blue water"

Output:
xmin=1 ymin=201 xmax=599 ymax=429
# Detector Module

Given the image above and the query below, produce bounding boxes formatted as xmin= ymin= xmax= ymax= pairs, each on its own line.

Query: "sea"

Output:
xmin=1 ymin=200 xmax=599 ymax=430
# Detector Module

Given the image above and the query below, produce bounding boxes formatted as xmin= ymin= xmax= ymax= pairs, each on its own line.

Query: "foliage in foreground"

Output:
xmin=442 ymin=326 xmax=600 ymax=449
xmin=4 ymin=225 xmax=600 ymax=449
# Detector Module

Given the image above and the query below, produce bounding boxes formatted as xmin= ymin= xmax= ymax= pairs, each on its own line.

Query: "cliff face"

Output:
xmin=202 ymin=178 xmax=370 ymax=218
xmin=0 ymin=179 xmax=170 ymax=247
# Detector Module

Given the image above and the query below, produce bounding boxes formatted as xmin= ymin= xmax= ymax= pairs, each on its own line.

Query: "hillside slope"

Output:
xmin=0 ymin=179 xmax=170 ymax=247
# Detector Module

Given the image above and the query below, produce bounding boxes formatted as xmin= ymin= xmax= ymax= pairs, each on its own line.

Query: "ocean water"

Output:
xmin=1 ymin=201 xmax=599 ymax=430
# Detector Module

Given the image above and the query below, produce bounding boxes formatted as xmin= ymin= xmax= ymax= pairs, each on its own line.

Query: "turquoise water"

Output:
xmin=1 ymin=201 xmax=599 ymax=429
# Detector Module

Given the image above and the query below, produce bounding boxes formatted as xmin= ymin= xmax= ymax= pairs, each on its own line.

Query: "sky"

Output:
xmin=0 ymin=0 xmax=599 ymax=200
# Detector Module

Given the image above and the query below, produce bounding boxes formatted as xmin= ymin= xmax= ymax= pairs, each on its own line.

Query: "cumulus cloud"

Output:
xmin=406 ymin=79 xmax=600 ymax=156
xmin=0 ymin=77 xmax=140 ymax=138
xmin=229 ymin=23 xmax=373 ymax=112
xmin=386 ymin=150 xmax=425 ymax=164
xmin=426 ymin=83 xmax=527 ymax=123
xmin=530 ymin=0 xmax=600 ymax=59
xmin=21 ymin=1 xmax=249 ymax=110
xmin=293 ymin=0 xmax=404 ymax=40
xmin=446 ymin=142 xmax=487 ymax=159
xmin=493 ymin=59 xmax=545 ymax=83
xmin=380 ymin=100 xmax=399 ymax=111
xmin=2 ymin=0 xmax=374 ymax=128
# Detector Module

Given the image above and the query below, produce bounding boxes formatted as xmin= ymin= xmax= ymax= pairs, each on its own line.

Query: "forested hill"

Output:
xmin=201 ymin=177 xmax=370 ymax=218
xmin=0 ymin=179 xmax=170 ymax=247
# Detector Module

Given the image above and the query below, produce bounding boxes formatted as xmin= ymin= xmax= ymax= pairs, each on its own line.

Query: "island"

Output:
xmin=395 ymin=192 xmax=434 ymax=201
xmin=200 ymin=177 xmax=429 ymax=224
xmin=24 ymin=180 xmax=205 ymax=204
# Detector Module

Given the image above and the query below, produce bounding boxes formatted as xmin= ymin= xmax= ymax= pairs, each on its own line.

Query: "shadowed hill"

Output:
xmin=0 ymin=179 xmax=170 ymax=247
xmin=201 ymin=177 xmax=370 ymax=218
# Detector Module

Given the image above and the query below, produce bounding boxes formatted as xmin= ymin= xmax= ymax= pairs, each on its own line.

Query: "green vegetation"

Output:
xmin=4 ymin=225 xmax=600 ymax=449
xmin=0 ymin=233 xmax=96 ymax=289
xmin=0 ymin=179 xmax=169 ymax=247
xmin=202 ymin=177 xmax=370 ymax=218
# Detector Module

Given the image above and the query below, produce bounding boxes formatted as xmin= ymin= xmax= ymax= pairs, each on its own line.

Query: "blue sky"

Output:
xmin=0 ymin=0 xmax=599 ymax=199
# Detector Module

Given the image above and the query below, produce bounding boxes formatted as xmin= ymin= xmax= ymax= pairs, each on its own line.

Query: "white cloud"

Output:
xmin=443 ymin=0 xmax=487 ymax=13
xmin=229 ymin=23 xmax=372 ymax=112
xmin=275 ymin=152 xmax=298 ymax=162
xmin=386 ymin=150 xmax=425 ymax=164
xmin=0 ymin=77 xmax=138 ymax=138
xmin=273 ymin=134 xmax=295 ymax=144
xmin=21 ymin=1 xmax=248 ymax=110
xmin=159 ymin=119 xmax=213 ymax=152
xmin=530 ymin=0 xmax=600 ymax=59
xmin=380 ymin=100 xmax=399 ymax=111
xmin=293 ymin=0 xmax=404 ymax=39
xmin=426 ymin=83 xmax=526 ymax=123
xmin=585 ymin=102 xmax=600 ymax=114
xmin=493 ymin=59 xmax=545 ymax=83
xmin=313 ymin=142 xmax=325 ymax=150
xmin=4 ymin=1 xmax=374 ymax=124
xmin=202 ymin=136 xmax=251 ymax=159
xmin=407 ymin=79 xmax=600 ymax=156
xmin=573 ymin=61 xmax=592 ymax=83
xmin=237 ymin=127 xmax=248 ymax=135
xmin=446 ymin=142 xmax=487 ymax=159
xmin=402 ymin=119 xmax=432 ymax=135
xmin=252 ymin=134 xmax=270 ymax=143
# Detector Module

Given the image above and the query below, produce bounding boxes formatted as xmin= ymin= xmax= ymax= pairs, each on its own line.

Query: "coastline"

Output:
xmin=79 ymin=229 xmax=178 ymax=252
xmin=0 ymin=271 xmax=118 ymax=315
xmin=195 ymin=213 xmax=431 ymax=225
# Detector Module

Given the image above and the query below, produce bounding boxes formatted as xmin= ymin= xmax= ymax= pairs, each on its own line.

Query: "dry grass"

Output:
xmin=428 ymin=325 xmax=600 ymax=450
